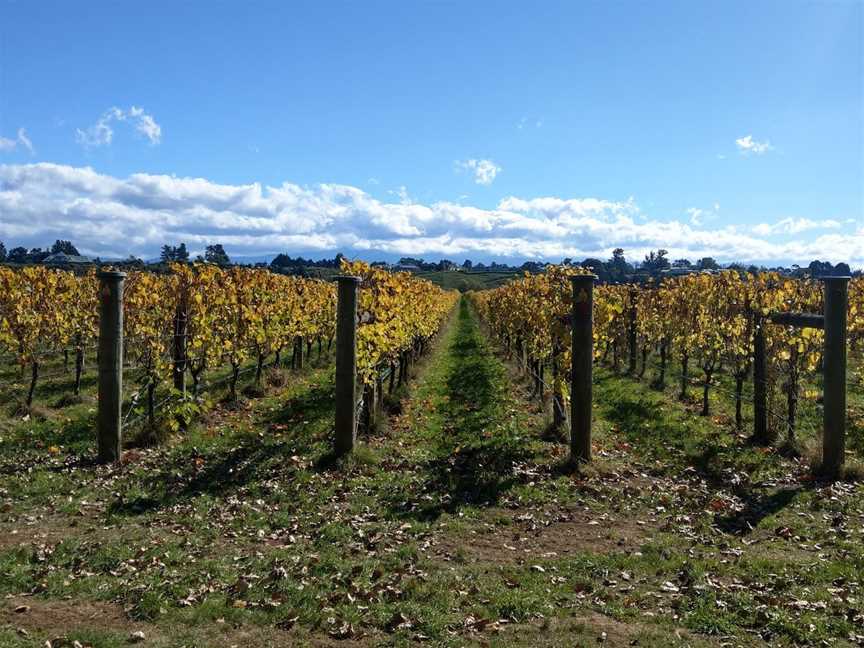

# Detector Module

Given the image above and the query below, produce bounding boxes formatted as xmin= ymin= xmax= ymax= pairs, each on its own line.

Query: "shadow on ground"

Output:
xmin=596 ymin=372 xmax=805 ymax=535
xmin=109 ymin=380 xmax=335 ymax=517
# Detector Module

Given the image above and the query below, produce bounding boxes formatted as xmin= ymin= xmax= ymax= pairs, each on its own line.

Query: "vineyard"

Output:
xmin=473 ymin=269 xmax=864 ymax=472
xmin=0 ymin=262 xmax=455 ymax=445
xmin=1 ymin=264 xmax=864 ymax=647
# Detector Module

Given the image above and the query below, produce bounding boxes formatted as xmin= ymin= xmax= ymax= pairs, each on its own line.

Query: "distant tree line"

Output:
xmin=0 ymin=239 xmax=858 ymax=280
xmin=0 ymin=240 xmax=80 ymax=264
xmin=270 ymin=252 xmax=346 ymax=270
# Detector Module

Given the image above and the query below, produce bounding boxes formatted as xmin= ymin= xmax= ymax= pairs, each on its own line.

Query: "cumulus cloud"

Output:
xmin=0 ymin=162 xmax=861 ymax=267
xmin=0 ymin=128 xmax=35 ymax=154
xmin=456 ymin=159 xmax=501 ymax=185
xmin=76 ymin=106 xmax=162 ymax=148
xmin=736 ymin=135 xmax=773 ymax=155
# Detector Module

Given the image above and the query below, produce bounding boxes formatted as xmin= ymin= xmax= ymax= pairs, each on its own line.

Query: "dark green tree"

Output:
xmin=8 ymin=247 xmax=28 ymax=263
xmin=835 ymin=262 xmax=851 ymax=276
xmin=50 ymin=240 xmax=80 ymax=255
xmin=28 ymin=247 xmax=49 ymax=262
xmin=807 ymin=259 xmax=834 ymax=277
xmin=608 ymin=247 xmax=632 ymax=281
xmin=642 ymin=249 xmax=670 ymax=273
xmin=271 ymin=253 xmax=292 ymax=268
xmin=582 ymin=257 xmax=610 ymax=282
xmin=696 ymin=257 xmax=719 ymax=270
xmin=160 ymin=243 xmax=191 ymax=263
xmin=204 ymin=244 xmax=230 ymax=266
xmin=160 ymin=244 xmax=175 ymax=262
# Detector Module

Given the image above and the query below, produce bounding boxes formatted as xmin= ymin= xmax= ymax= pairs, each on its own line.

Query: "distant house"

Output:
xmin=42 ymin=253 xmax=93 ymax=267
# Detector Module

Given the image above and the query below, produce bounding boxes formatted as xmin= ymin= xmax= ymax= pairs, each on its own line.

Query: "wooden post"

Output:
xmin=822 ymin=276 xmax=849 ymax=477
xmin=375 ymin=374 xmax=385 ymax=415
xmin=334 ymin=276 xmax=360 ymax=455
xmin=570 ymin=274 xmax=596 ymax=463
xmin=97 ymin=271 xmax=125 ymax=463
xmin=295 ymin=335 xmax=304 ymax=369
xmin=752 ymin=314 xmax=770 ymax=445
xmin=628 ymin=287 xmax=638 ymax=373
xmin=364 ymin=381 xmax=377 ymax=431
xmin=538 ymin=361 xmax=545 ymax=400
xmin=172 ymin=303 xmax=187 ymax=397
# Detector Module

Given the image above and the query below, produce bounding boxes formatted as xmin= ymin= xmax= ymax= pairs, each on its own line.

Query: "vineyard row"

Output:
xmin=472 ymin=268 xmax=863 ymax=478
xmin=0 ymin=262 xmax=457 ymax=459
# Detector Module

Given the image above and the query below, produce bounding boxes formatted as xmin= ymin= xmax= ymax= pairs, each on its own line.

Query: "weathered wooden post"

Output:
xmin=628 ymin=287 xmax=638 ymax=374
xmin=363 ymin=381 xmax=378 ymax=432
xmin=570 ymin=274 xmax=596 ymax=463
xmin=295 ymin=335 xmax=304 ymax=369
xmin=334 ymin=276 xmax=360 ymax=455
xmin=375 ymin=373 xmax=385 ymax=416
xmin=763 ymin=276 xmax=850 ymax=477
xmin=73 ymin=334 xmax=85 ymax=396
xmin=97 ymin=271 xmax=125 ymax=463
xmin=752 ymin=315 xmax=770 ymax=445
xmin=822 ymin=276 xmax=849 ymax=477
xmin=172 ymin=302 xmax=187 ymax=397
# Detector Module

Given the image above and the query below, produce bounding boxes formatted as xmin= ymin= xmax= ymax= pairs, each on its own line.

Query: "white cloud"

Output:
xmin=455 ymin=159 xmax=501 ymax=186
xmin=735 ymin=135 xmax=773 ymax=155
xmin=686 ymin=203 xmax=720 ymax=226
xmin=686 ymin=207 xmax=705 ymax=225
xmin=0 ymin=128 xmax=35 ymax=154
xmin=0 ymin=162 xmax=861 ymax=268
xmin=387 ymin=186 xmax=411 ymax=205
xmin=16 ymin=128 xmax=34 ymax=154
xmin=128 ymin=106 xmax=161 ymax=143
xmin=75 ymin=107 xmax=121 ymax=147
xmin=76 ymin=106 xmax=162 ymax=148
xmin=752 ymin=217 xmax=843 ymax=236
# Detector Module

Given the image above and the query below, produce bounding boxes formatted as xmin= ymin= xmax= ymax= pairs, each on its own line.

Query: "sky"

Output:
xmin=0 ymin=0 xmax=862 ymax=267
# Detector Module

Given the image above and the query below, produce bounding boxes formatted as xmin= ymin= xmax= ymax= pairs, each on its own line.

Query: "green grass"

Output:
xmin=0 ymin=298 xmax=862 ymax=647
xmin=417 ymin=269 xmax=520 ymax=292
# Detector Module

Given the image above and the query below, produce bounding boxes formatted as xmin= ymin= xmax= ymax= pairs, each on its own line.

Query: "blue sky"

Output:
xmin=1 ymin=0 xmax=862 ymax=266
